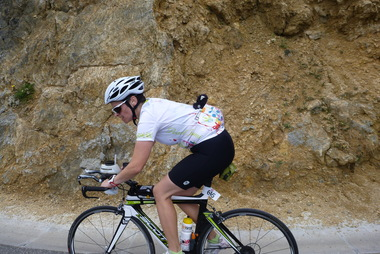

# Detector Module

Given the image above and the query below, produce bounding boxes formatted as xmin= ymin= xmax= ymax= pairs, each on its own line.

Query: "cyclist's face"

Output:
xmin=110 ymin=101 xmax=133 ymax=124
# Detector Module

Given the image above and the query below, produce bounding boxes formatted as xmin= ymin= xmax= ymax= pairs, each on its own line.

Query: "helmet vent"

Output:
xmin=116 ymin=80 xmax=124 ymax=86
xmin=130 ymin=81 xmax=142 ymax=90
xmin=104 ymin=76 xmax=144 ymax=104
xmin=120 ymin=86 xmax=128 ymax=94
xmin=109 ymin=92 xmax=118 ymax=99
xmin=125 ymin=77 xmax=135 ymax=83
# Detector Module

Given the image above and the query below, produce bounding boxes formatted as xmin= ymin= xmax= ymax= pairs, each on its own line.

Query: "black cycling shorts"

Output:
xmin=168 ymin=130 xmax=235 ymax=190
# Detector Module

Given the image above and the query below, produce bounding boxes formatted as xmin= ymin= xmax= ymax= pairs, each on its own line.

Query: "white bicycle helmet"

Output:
xmin=104 ymin=76 xmax=144 ymax=104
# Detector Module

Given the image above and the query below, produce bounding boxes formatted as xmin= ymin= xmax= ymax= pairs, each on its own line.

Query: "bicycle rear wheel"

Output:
xmin=197 ymin=208 xmax=298 ymax=254
xmin=68 ymin=206 xmax=155 ymax=254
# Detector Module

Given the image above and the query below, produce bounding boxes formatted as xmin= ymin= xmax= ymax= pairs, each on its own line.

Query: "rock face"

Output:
xmin=0 ymin=0 xmax=379 ymax=223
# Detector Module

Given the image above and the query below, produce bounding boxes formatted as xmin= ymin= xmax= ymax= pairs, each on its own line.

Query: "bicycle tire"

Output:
xmin=68 ymin=205 xmax=155 ymax=254
xmin=196 ymin=208 xmax=298 ymax=254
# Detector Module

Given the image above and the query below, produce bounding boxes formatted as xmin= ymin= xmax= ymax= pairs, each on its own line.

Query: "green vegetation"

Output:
xmin=14 ymin=82 xmax=35 ymax=102
xmin=279 ymin=38 xmax=288 ymax=49
xmin=283 ymin=123 xmax=292 ymax=129
xmin=275 ymin=160 xmax=284 ymax=168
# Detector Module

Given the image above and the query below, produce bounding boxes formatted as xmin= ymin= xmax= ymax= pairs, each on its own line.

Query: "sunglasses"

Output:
xmin=112 ymin=100 xmax=126 ymax=114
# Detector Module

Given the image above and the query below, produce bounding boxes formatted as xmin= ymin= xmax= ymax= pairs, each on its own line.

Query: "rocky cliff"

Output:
xmin=0 ymin=0 xmax=379 ymax=225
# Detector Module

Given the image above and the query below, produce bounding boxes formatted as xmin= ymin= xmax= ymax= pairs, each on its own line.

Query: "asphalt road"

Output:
xmin=1 ymin=212 xmax=379 ymax=254
xmin=0 ymin=245 xmax=66 ymax=254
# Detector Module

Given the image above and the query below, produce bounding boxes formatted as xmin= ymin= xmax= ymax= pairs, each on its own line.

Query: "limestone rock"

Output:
xmin=0 ymin=0 xmax=378 ymax=203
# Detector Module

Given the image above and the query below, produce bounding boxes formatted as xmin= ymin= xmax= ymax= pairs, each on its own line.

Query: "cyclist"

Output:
xmin=102 ymin=76 xmax=235 ymax=254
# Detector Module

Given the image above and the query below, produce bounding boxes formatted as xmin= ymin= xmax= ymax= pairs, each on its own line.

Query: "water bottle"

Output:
xmin=180 ymin=217 xmax=193 ymax=251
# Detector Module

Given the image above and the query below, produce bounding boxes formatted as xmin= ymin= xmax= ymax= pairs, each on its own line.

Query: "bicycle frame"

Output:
xmin=73 ymin=177 xmax=298 ymax=254
xmin=105 ymin=187 xmax=241 ymax=253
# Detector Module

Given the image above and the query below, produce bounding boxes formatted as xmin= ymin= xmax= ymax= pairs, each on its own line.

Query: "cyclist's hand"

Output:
xmin=101 ymin=179 xmax=114 ymax=188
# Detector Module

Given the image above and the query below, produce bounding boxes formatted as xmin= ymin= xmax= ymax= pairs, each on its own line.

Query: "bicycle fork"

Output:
xmin=106 ymin=218 xmax=128 ymax=253
xmin=203 ymin=211 xmax=243 ymax=254
xmin=104 ymin=205 xmax=134 ymax=253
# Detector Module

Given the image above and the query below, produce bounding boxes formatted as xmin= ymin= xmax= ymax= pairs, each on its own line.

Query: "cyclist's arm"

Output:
xmin=101 ymin=141 xmax=154 ymax=187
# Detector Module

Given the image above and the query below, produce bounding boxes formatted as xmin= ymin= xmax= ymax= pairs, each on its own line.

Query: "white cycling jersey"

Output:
xmin=136 ymin=98 xmax=225 ymax=148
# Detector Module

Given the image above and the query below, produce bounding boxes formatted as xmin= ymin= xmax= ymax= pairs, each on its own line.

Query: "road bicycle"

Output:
xmin=67 ymin=166 xmax=298 ymax=254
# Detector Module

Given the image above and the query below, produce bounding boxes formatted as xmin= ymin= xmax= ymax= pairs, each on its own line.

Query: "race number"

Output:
xmin=202 ymin=186 xmax=221 ymax=201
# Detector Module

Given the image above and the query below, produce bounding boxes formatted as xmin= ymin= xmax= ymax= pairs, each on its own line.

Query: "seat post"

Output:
xmin=194 ymin=199 xmax=209 ymax=235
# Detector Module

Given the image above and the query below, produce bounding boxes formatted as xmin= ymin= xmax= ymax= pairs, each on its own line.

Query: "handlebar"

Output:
xmin=81 ymin=186 xmax=109 ymax=198
xmin=77 ymin=169 xmax=142 ymax=199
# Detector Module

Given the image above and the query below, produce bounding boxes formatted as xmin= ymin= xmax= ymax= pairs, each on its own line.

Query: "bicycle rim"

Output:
xmin=197 ymin=208 xmax=298 ymax=254
xmin=68 ymin=206 xmax=155 ymax=254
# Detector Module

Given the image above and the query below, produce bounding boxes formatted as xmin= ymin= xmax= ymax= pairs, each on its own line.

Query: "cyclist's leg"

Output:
xmin=177 ymin=203 xmax=199 ymax=222
xmin=169 ymin=130 xmax=235 ymax=192
xmin=156 ymin=130 xmax=234 ymax=252
xmin=154 ymin=175 xmax=198 ymax=253
xmin=175 ymin=187 xmax=200 ymax=223
xmin=170 ymin=130 xmax=235 ymax=246
xmin=176 ymin=202 xmax=222 ymax=242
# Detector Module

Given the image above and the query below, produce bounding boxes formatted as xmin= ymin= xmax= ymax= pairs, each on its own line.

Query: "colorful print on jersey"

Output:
xmin=179 ymin=139 xmax=197 ymax=149
xmin=198 ymin=105 xmax=223 ymax=131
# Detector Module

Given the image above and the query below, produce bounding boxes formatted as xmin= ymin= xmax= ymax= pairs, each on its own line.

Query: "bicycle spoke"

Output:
xmin=69 ymin=180 xmax=297 ymax=254
xmin=68 ymin=206 xmax=155 ymax=254
xmin=197 ymin=209 xmax=298 ymax=254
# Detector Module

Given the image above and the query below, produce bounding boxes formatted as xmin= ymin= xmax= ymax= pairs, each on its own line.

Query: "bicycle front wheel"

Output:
xmin=197 ymin=208 xmax=298 ymax=254
xmin=68 ymin=206 xmax=155 ymax=254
